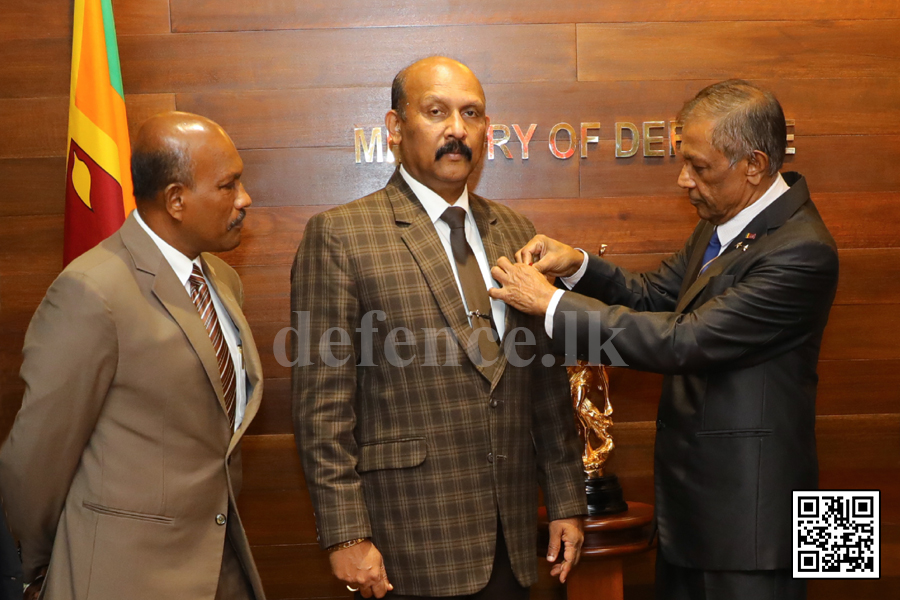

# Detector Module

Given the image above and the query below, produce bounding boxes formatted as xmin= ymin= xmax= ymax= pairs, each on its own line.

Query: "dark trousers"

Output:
xmin=655 ymin=554 xmax=806 ymax=600
xmin=0 ymin=509 xmax=22 ymax=600
xmin=359 ymin=521 xmax=529 ymax=600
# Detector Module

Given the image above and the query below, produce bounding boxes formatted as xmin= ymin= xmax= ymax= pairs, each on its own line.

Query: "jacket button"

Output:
xmin=487 ymin=452 xmax=494 ymax=464
xmin=656 ymin=419 xmax=666 ymax=431
xmin=216 ymin=513 xmax=227 ymax=526
xmin=489 ymin=398 xmax=499 ymax=408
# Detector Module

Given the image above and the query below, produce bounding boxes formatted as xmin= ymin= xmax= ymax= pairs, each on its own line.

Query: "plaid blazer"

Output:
xmin=292 ymin=171 xmax=586 ymax=596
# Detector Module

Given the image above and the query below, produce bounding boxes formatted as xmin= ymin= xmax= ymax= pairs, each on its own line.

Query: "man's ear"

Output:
xmin=164 ymin=183 xmax=185 ymax=223
xmin=745 ymin=150 xmax=770 ymax=185
xmin=385 ymin=110 xmax=402 ymax=145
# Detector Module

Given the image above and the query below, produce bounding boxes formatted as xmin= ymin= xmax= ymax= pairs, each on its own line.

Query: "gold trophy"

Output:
xmin=568 ymin=361 xmax=627 ymax=515
xmin=566 ymin=243 xmax=627 ymax=515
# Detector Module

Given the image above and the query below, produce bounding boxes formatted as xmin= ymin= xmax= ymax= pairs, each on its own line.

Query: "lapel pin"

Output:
xmin=746 ymin=233 xmax=757 ymax=240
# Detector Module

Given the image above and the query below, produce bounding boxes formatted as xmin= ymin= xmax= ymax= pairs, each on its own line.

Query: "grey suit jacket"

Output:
xmin=553 ymin=172 xmax=839 ymax=570
xmin=0 ymin=214 xmax=266 ymax=599
xmin=292 ymin=171 xmax=586 ymax=596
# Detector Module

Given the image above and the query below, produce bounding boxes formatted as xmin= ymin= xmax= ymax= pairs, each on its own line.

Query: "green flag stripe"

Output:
xmin=100 ymin=0 xmax=124 ymax=99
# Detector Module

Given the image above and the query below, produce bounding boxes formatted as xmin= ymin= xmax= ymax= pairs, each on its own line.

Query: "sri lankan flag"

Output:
xmin=64 ymin=0 xmax=134 ymax=266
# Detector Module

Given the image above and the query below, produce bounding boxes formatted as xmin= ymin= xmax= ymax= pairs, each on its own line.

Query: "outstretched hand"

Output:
xmin=515 ymin=235 xmax=584 ymax=278
xmin=490 ymin=256 xmax=558 ymax=316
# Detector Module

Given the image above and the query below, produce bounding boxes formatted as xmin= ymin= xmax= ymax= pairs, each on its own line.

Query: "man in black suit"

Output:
xmin=489 ymin=80 xmax=839 ymax=600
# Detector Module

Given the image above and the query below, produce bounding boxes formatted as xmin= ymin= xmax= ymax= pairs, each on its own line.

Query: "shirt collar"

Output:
xmin=716 ymin=173 xmax=790 ymax=247
xmin=133 ymin=208 xmax=203 ymax=287
xmin=399 ymin=165 xmax=470 ymax=224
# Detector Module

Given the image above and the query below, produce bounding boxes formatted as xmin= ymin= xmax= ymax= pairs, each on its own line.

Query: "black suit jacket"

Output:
xmin=552 ymin=172 xmax=839 ymax=570
xmin=0 ymin=508 xmax=22 ymax=600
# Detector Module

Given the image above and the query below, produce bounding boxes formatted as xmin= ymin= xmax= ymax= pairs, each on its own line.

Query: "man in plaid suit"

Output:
xmin=292 ymin=57 xmax=586 ymax=599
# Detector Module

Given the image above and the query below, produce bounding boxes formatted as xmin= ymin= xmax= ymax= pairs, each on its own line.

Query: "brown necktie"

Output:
xmin=189 ymin=264 xmax=237 ymax=429
xmin=440 ymin=207 xmax=500 ymax=368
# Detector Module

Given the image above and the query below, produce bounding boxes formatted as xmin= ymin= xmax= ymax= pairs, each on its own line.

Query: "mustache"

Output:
xmin=435 ymin=139 xmax=473 ymax=162
xmin=227 ymin=209 xmax=247 ymax=231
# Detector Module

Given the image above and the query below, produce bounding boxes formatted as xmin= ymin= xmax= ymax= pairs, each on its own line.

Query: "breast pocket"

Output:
xmin=357 ymin=437 xmax=427 ymax=473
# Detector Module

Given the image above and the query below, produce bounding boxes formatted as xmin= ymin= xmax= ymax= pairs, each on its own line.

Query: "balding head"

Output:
xmin=130 ymin=111 xmax=251 ymax=258
xmin=131 ymin=111 xmax=230 ymax=203
xmin=386 ymin=57 xmax=488 ymax=203
xmin=391 ymin=57 xmax=485 ymax=121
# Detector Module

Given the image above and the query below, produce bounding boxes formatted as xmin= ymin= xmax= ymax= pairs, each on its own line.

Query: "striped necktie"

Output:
xmin=189 ymin=264 xmax=237 ymax=429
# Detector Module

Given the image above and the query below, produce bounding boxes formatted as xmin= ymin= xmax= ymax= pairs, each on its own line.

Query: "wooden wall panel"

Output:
xmin=577 ymin=21 xmax=900 ymax=81
xmin=0 ymin=215 xmax=62 ymax=275
xmin=820 ymin=305 xmax=900 ymax=360
xmin=0 ymin=1 xmax=171 ymax=40
xmin=118 ymin=26 xmax=576 ymax=95
xmin=0 ymin=37 xmax=70 ymax=98
xmin=4 ymin=1 xmax=899 ymax=598
xmin=580 ymin=136 xmax=900 ymax=198
xmin=0 ymin=158 xmax=66 ymax=216
xmin=833 ymin=249 xmax=900 ymax=305
xmin=177 ymin=77 xmax=900 ymax=150
xmin=171 ymin=0 xmax=900 ymax=32
xmin=0 ymin=94 xmax=176 ymax=159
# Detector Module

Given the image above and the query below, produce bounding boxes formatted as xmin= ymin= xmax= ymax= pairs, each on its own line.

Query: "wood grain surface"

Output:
xmin=2 ymin=1 xmax=898 ymax=598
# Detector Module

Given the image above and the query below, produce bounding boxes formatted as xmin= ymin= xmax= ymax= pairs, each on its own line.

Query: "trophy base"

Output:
xmin=585 ymin=474 xmax=628 ymax=516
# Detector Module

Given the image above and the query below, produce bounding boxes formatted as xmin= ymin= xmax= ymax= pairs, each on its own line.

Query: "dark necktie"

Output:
xmin=699 ymin=229 xmax=722 ymax=276
xmin=440 ymin=207 xmax=500 ymax=367
xmin=189 ymin=264 xmax=237 ymax=430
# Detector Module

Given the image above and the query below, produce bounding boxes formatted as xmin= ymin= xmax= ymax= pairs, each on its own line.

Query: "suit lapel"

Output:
xmin=388 ymin=171 xmax=494 ymax=383
xmin=121 ymin=214 xmax=228 ymax=415
xmin=676 ymin=221 xmax=714 ymax=306
xmin=203 ymin=257 xmax=263 ymax=452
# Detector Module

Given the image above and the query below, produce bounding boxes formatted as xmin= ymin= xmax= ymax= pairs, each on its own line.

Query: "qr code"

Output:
xmin=793 ymin=490 xmax=879 ymax=578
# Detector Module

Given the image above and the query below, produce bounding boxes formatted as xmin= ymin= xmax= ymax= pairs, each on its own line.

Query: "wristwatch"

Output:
xmin=327 ymin=537 xmax=368 ymax=553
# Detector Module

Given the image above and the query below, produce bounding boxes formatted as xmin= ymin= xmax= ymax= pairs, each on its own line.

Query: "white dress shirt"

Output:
xmin=544 ymin=174 xmax=791 ymax=337
xmin=399 ymin=165 xmax=507 ymax=339
xmin=134 ymin=210 xmax=248 ymax=431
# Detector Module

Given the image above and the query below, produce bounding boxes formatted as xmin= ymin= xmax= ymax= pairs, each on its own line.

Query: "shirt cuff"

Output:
xmin=544 ymin=289 xmax=567 ymax=338
xmin=560 ymin=250 xmax=589 ymax=289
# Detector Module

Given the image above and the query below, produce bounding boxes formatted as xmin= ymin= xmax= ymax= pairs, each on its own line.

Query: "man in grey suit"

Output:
xmin=292 ymin=57 xmax=586 ymax=599
xmin=491 ymin=80 xmax=839 ymax=600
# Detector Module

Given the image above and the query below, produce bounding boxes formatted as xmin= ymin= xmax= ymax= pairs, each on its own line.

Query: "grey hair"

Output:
xmin=678 ymin=80 xmax=786 ymax=176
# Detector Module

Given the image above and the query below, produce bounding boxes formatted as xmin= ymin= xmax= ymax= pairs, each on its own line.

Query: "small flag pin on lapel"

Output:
xmin=746 ymin=233 xmax=757 ymax=239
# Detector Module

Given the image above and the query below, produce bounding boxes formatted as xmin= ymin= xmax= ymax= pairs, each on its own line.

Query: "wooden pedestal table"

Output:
xmin=539 ymin=502 xmax=655 ymax=600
